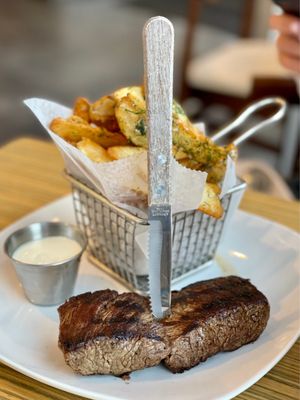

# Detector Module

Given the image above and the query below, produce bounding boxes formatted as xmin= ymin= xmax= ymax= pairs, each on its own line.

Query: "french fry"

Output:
xmin=76 ymin=138 xmax=113 ymax=163
xmin=49 ymin=115 xmax=128 ymax=148
xmin=173 ymin=145 xmax=188 ymax=161
xmin=197 ymin=183 xmax=223 ymax=219
xmin=49 ymin=116 xmax=101 ymax=143
xmin=107 ymin=146 xmax=146 ymax=160
xmin=89 ymin=95 xmax=119 ymax=132
xmin=114 ymin=86 xmax=147 ymax=148
xmin=93 ymin=128 xmax=129 ymax=148
xmin=113 ymin=86 xmax=134 ymax=101
xmin=177 ymin=158 xmax=201 ymax=170
xmin=73 ymin=97 xmax=90 ymax=122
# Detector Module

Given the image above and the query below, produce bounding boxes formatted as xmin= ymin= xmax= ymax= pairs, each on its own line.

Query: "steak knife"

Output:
xmin=143 ymin=16 xmax=174 ymax=319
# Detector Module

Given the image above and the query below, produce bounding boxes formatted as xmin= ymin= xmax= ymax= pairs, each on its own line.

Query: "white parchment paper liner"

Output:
xmin=25 ymin=98 xmax=238 ymax=274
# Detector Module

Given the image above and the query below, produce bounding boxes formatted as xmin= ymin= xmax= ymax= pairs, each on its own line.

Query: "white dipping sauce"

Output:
xmin=13 ymin=236 xmax=82 ymax=265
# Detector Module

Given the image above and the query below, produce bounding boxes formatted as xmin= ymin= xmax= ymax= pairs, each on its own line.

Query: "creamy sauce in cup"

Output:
xmin=13 ymin=236 xmax=82 ymax=265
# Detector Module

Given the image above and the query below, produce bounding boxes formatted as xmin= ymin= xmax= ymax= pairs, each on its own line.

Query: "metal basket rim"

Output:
xmin=65 ymin=171 xmax=148 ymax=224
xmin=64 ymin=171 xmax=246 ymax=224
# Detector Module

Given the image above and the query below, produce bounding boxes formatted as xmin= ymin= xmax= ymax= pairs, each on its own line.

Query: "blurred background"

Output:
xmin=0 ymin=0 xmax=299 ymax=198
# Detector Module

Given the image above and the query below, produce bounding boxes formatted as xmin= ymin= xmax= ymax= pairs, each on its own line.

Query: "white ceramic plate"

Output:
xmin=0 ymin=196 xmax=299 ymax=400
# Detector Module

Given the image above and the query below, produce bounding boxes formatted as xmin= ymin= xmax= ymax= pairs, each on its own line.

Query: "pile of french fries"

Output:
xmin=49 ymin=86 xmax=235 ymax=219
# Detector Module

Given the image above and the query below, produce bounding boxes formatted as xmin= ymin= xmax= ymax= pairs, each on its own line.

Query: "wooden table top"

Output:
xmin=0 ymin=137 xmax=299 ymax=400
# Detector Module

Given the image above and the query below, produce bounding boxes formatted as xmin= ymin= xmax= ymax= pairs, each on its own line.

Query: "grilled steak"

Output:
xmin=58 ymin=289 xmax=169 ymax=375
xmin=58 ymin=276 xmax=270 ymax=375
xmin=162 ymin=276 xmax=270 ymax=372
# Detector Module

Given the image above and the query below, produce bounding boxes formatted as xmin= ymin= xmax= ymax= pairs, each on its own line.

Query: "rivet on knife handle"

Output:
xmin=143 ymin=16 xmax=174 ymax=319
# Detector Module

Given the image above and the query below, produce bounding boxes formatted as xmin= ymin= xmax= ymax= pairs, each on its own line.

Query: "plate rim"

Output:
xmin=0 ymin=326 xmax=299 ymax=400
xmin=0 ymin=195 xmax=299 ymax=400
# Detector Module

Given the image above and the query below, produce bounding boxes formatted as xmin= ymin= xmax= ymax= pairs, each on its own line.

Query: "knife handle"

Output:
xmin=143 ymin=16 xmax=174 ymax=206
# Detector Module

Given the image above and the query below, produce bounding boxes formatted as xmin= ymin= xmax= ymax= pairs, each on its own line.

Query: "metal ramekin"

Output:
xmin=4 ymin=222 xmax=87 ymax=306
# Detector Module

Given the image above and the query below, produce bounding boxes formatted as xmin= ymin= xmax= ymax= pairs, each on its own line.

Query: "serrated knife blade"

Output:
xmin=143 ymin=16 xmax=174 ymax=319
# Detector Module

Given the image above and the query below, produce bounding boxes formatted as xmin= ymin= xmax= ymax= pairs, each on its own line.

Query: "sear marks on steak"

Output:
xmin=162 ymin=276 xmax=270 ymax=373
xmin=58 ymin=290 xmax=169 ymax=375
xmin=58 ymin=276 xmax=270 ymax=376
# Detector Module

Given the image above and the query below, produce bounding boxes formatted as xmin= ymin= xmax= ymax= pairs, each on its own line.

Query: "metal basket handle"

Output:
xmin=211 ymin=97 xmax=287 ymax=146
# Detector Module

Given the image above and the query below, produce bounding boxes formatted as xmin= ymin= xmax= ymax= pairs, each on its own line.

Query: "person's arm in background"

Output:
xmin=270 ymin=13 xmax=300 ymax=73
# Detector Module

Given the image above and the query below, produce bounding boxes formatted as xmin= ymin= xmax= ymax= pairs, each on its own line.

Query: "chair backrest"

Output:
xmin=180 ymin=0 xmax=272 ymax=100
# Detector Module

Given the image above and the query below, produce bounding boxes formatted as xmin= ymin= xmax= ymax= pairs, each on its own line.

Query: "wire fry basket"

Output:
xmin=66 ymin=173 xmax=246 ymax=293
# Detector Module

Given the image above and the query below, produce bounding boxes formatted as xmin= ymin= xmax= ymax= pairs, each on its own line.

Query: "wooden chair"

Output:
xmin=180 ymin=0 xmax=299 ymax=179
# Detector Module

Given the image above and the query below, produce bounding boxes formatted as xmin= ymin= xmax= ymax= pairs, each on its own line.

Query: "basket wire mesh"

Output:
xmin=66 ymin=174 xmax=246 ymax=293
